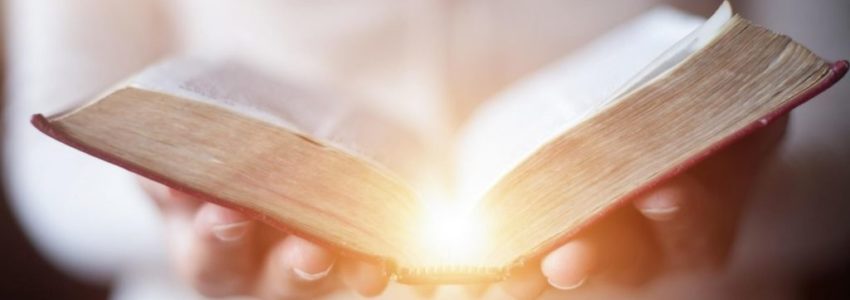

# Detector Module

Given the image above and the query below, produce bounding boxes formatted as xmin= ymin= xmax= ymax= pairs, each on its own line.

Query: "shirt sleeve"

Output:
xmin=4 ymin=0 xmax=172 ymax=282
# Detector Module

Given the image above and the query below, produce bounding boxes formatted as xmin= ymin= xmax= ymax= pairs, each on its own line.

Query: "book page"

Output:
xmin=128 ymin=58 xmax=441 ymax=186
xmin=475 ymin=16 xmax=830 ymax=268
xmin=455 ymin=4 xmax=730 ymax=207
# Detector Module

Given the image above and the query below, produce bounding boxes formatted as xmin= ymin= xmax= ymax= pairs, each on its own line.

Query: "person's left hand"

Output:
xmin=496 ymin=117 xmax=789 ymax=299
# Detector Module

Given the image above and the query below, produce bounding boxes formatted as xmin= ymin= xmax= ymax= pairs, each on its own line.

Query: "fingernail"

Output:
xmin=210 ymin=221 xmax=250 ymax=242
xmin=547 ymin=276 xmax=586 ymax=290
xmin=284 ymin=237 xmax=336 ymax=282
xmin=638 ymin=193 xmax=681 ymax=221
xmin=292 ymin=264 xmax=333 ymax=282
xmin=639 ymin=206 xmax=680 ymax=221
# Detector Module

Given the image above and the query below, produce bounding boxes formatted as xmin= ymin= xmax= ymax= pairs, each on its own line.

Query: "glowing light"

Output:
xmin=418 ymin=199 xmax=489 ymax=265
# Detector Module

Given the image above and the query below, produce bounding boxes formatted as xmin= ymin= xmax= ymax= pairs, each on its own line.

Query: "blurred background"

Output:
xmin=0 ymin=0 xmax=848 ymax=299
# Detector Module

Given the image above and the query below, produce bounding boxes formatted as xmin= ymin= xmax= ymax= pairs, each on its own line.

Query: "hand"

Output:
xmin=498 ymin=117 xmax=790 ymax=299
xmin=138 ymin=179 xmax=389 ymax=299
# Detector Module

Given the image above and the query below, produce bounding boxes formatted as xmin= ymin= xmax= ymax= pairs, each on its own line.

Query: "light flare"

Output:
xmin=418 ymin=198 xmax=489 ymax=265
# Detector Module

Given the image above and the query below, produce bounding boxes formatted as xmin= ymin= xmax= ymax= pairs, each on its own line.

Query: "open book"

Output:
xmin=32 ymin=2 xmax=846 ymax=283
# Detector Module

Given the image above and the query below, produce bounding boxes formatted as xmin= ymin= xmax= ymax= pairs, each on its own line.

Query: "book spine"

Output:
xmin=395 ymin=265 xmax=507 ymax=284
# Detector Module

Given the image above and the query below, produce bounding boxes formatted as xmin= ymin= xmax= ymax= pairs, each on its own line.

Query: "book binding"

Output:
xmin=30 ymin=60 xmax=847 ymax=284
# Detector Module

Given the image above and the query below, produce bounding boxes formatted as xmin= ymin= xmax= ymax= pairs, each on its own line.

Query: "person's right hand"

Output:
xmin=138 ymin=178 xmax=389 ymax=299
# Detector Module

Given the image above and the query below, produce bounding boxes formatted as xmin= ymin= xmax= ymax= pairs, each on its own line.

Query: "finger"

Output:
xmin=559 ymin=207 xmax=658 ymax=286
xmin=634 ymin=174 xmax=731 ymax=269
xmin=339 ymin=259 xmax=389 ymax=297
xmin=254 ymin=235 xmax=337 ymax=299
xmin=181 ymin=203 xmax=258 ymax=297
xmin=541 ymin=240 xmax=594 ymax=290
xmin=628 ymin=117 xmax=791 ymax=272
xmin=736 ymin=115 xmax=789 ymax=158
xmin=497 ymin=260 xmax=548 ymax=300
xmin=288 ymin=236 xmax=336 ymax=281
xmin=693 ymin=115 xmax=789 ymax=193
